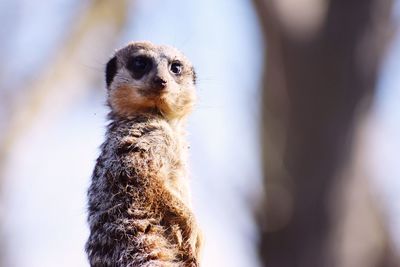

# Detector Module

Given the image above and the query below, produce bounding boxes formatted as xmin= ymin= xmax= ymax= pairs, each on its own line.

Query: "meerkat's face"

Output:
xmin=105 ymin=41 xmax=196 ymax=120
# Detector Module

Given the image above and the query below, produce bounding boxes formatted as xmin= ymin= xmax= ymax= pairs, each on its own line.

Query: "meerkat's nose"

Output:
xmin=152 ymin=76 xmax=167 ymax=90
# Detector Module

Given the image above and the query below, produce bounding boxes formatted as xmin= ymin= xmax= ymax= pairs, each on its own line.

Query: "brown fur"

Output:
xmin=86 ymin=41 xmax=202 ymax=267
xmin=109 ymin=85 xmax=157 ymax=116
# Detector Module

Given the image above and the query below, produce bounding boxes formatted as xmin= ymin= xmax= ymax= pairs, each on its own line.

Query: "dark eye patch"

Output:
xmin=127 ymin=56 xmax=152 ymax=79
xmin=105 ymin=56 xmax=118 ymax=87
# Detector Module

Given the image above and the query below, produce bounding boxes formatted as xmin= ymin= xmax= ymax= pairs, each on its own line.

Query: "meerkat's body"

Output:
xmin=86 ymin=41 xmax=202 ymax=267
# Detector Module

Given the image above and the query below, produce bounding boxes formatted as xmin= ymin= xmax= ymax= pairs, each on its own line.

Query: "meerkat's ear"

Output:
xmin=191 ymin=67 xmax=197 ymax=84
xmin=105 ymin=56 xmax=118 ymax=88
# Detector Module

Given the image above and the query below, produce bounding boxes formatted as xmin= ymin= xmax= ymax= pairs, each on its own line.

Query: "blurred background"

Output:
xmin=0 ymin=0 xmax=399 ymax=266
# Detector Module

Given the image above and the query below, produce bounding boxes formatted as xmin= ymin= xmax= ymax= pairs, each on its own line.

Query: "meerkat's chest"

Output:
xmin=161 ymin=133 xmax=190 ymax=196
xmin=111 ymin=120 xmax=192 ymax=201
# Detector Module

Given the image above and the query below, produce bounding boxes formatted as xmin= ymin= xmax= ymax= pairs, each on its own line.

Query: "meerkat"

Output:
xmin=86 ymin=41 xmax=202 ymax=267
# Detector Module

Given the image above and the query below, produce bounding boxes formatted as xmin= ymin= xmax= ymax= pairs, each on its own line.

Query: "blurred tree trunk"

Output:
xmin=253 ymin=0 xmax=398 ymax=266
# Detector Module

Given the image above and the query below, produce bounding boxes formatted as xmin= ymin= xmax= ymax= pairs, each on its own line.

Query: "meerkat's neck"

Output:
xmin=167 ymin=117 xmax=188 ymax=131
xmin=108 ymin=111 xmax=188 ymax=132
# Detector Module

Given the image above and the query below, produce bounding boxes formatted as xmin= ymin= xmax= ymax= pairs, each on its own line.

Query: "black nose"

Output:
xmin=152 ymin=76 xmax=167 ymax=89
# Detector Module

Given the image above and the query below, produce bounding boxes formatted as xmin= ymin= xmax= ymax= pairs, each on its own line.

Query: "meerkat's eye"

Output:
xmin=170 ymin=62 xmax=183 ymax=75
xmin=127 ymin=56 xmax=152 ymax=79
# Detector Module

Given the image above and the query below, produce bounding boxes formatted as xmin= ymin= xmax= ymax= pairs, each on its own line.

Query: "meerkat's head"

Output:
xmin=105 ymin=41 xmax=196 ymax=120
